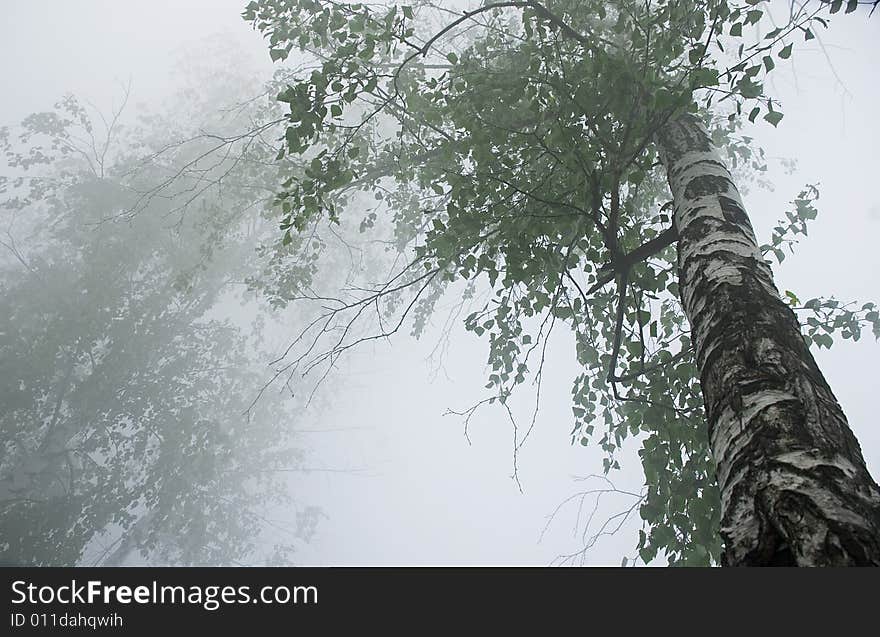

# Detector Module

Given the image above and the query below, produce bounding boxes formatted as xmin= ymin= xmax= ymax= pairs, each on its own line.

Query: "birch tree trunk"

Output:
xmin=656 ymin=112 xmax=880 ymax=566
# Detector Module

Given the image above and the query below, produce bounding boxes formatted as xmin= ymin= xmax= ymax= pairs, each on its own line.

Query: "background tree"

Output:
xmin=243 ymin=0 xmax=880 ymax=564
xmin=0 ymin=60 xmax=325 ymax=566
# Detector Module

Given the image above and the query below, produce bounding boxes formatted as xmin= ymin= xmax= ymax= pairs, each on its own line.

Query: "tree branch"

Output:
xmin=585 ymin=225 xmax=678 ymax=296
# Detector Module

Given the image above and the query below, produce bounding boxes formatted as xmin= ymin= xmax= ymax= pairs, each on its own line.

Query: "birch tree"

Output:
xmin=244 ymin=0 xmax=880 ymax=564
xmin=0 ymin=64 xmax=324 ymax=565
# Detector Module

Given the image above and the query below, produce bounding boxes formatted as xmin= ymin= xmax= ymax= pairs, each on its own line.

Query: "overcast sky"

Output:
xmin=1 ymin=1 xmax=877 ymax=566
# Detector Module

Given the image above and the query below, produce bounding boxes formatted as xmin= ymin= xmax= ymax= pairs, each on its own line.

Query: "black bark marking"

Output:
xmin=718 ymin=195 xmax=752 ymax=232
xmin=670 ymin=158 xmax=726 ymax=182
xmin=684 ymin=175 xmax=733 ymax=200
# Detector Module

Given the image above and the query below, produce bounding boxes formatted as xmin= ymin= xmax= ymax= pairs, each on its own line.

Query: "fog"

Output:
xmin=1 ymin=1 xmax=877 ymax=566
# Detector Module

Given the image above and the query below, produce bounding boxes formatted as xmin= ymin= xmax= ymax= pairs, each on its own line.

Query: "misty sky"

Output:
xmin=1 ymin=1 xmax=877 ymax=565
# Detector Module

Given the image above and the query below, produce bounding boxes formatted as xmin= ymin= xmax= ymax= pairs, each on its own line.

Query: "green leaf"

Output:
xmin=691 ymin=67 xmax=719 ymax=87
xmin=778 ymin=43 xmax=793 ymax=59
xmin=446 ymin=52 xmax=458 ymax=65
xmin=814 ymin=333 xmax=833 ymax=349
xmin=762 ymin=55 xmax=775 ymax=72
xmin=763 ymin=110 xmax=783 ymax=127
xmin=737 ymin=77 xmax=762 ymax=98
